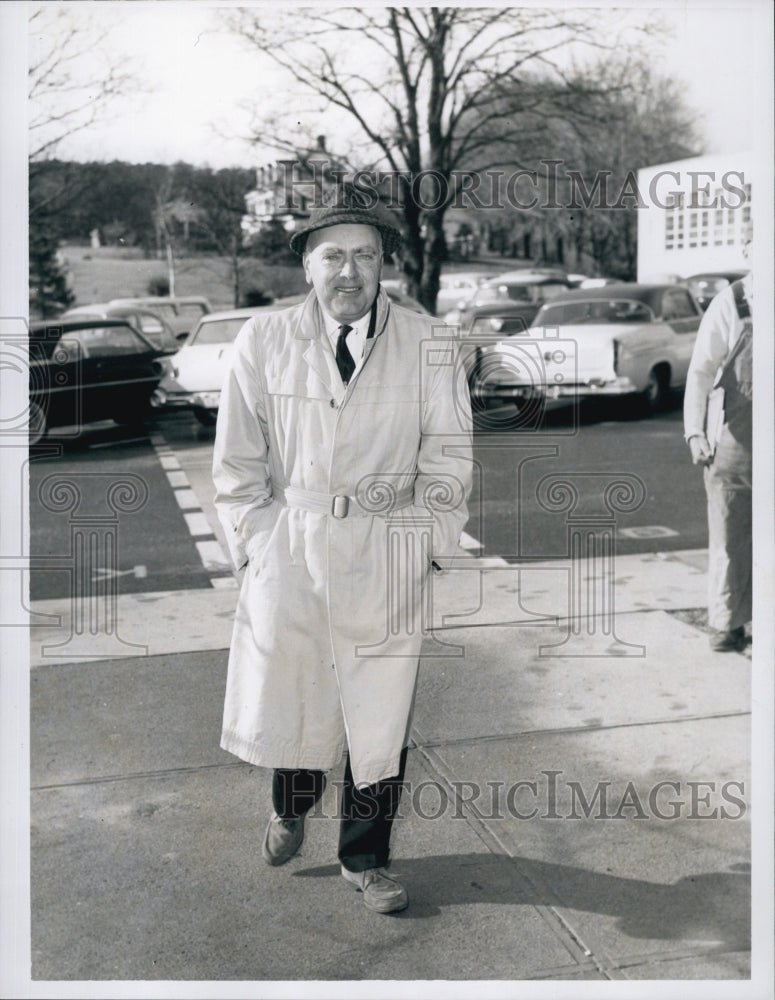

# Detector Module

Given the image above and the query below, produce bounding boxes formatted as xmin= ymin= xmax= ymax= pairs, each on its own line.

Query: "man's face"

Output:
xmin=303 ymin=224 xmax=382 ymax=323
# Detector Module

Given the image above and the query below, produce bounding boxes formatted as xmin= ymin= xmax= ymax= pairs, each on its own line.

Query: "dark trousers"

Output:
xmin=272 ymin=747 xmax=409 ymax=873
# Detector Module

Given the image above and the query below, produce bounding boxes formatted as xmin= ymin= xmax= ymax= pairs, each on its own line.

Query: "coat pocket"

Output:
xmin=245 ymin=501 xmax=283 ymax=576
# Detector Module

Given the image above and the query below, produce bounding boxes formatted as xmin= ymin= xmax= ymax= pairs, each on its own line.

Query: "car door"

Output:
xmin=125 ymin=310 xmax=171 ymax=352
xmin=658 ymin=288 xmax=702 ymax=384
xmin=29 ymin=326 xmax=84 ymax=431
xmin=76 ymin=324 xmax=161 ymax=421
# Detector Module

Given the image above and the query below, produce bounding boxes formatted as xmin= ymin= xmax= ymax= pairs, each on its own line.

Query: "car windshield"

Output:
xmin=535 ymin=299 xmax=653 ymax=326
xmin=189 ymin=317 xmax=247 ymax=346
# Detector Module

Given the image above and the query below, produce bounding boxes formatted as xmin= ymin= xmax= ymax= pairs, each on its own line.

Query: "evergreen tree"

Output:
xmin=29 ymin=231 xmax=74 ymax=319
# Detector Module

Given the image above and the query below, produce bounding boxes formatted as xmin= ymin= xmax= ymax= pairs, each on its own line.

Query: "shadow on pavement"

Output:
xmin=293 ymin=852 xmax=750 ymax=949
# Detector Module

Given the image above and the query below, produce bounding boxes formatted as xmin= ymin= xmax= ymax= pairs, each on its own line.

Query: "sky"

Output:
xmin=23 ymin=0 xmax=766 ymax=171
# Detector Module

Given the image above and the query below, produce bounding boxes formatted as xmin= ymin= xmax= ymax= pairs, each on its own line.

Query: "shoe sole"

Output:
xmin=362 ymin=894 xmax=409 ymax=914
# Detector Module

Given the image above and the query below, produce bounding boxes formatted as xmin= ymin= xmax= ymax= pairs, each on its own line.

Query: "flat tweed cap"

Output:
xmin=289 ymin=183 xmax=403 ymax=257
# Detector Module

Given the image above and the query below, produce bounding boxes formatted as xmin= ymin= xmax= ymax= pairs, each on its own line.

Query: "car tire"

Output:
xmin=193 ymin=407 xmax=217 ymax=427
xmin=639 ymin=366 xmax=670 ymax=415
xmin=28 ymin=400 xmax=48 ymax=446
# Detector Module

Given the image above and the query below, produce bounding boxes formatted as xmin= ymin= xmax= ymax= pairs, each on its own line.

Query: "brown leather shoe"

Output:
xmin=709 ymin=627 xmax=745 ymax=652
xmin=262 ymin=813 xmax=306 ymax=866
xmin=341 ymin=865 xmax=409 ymax=913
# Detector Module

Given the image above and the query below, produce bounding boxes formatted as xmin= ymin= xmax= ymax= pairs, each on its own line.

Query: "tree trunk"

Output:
xmin=398 ymin=177 xmax=424 ymax=302
xmin=418 ymin=209 xmax=446 ymax=314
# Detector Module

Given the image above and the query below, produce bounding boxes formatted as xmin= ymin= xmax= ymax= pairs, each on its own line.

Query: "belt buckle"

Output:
xmin=331 ymin=495 xmax=349 ymax=518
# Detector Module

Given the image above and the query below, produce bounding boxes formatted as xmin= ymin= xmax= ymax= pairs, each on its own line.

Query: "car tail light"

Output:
xmin=612 ymin=338 xmax=620 ymax=373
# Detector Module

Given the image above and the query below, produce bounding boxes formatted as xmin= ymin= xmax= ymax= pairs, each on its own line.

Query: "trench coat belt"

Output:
xmin=273 ymin=484 xmax=415 ymax=519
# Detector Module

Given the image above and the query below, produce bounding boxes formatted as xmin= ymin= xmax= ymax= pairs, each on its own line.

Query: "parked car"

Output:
xmin=28 ymin=319 xmax=165 ymax=445
xmin=108 ymin=295 xmax=212 ymax=340
xmin=683 ymin=270 xmax=749 ymax=311
xmin=444 ymin=270 xmax=571 ymax=333
xmin=62 ymin=302 xmax=179 ymax=353
xmin=151 ymin=307 xmax=273 ymax=425
xmin=467 ymin=283 xmax=703 ymax=418
xmin=434 ymin=270 xmax=505 ymax=315
xmin=578 ymin=277 xmax=622 ymax=289
xmin=379 ymin=280 xmax=429 ymax=314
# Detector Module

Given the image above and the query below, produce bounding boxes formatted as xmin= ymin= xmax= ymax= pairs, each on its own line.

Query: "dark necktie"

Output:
xmin=335 ymin=324 xmax=355 ymax=385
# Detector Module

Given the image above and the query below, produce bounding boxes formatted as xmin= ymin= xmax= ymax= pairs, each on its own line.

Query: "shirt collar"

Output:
xmin=320 ymin=307 xmax=371 ymax=340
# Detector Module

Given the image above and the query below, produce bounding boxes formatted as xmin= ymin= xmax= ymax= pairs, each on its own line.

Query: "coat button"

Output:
xmin=330 ymin=398 xmax=336 ymax=408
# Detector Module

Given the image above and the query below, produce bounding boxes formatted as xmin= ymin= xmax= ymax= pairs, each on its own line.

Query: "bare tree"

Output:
xmin=472 ymin=55 xmax=702 ymax=278
xmin=227 ymin=6 xmax=654 ymax=311
xmin=28 ymin=6 xmax=139 ymax=163
xmin=28 ymin=5 xmax=143 ymax=314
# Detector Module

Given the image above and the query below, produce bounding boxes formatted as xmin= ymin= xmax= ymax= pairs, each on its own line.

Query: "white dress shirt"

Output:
xmin=321 ymin=309 xmax=371 ymax=377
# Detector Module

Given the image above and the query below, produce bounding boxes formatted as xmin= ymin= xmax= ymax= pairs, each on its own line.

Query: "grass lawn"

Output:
xmin=61 ymin=244 xmax=310 ymax=312
xmin=58 ymin=243 xmax=511 ymax=316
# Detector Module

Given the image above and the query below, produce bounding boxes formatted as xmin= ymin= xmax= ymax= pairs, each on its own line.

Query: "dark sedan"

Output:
xmin=62 ymin=303 xmax=180 ymax=353
xmin=28 ymin=319 xmax=165 ymax=445
xmin=445 ymin=271 xmax=575 ymax=332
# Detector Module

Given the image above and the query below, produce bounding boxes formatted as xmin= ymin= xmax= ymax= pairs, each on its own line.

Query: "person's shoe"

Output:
xmin=709 ymin=627 xmax=745 ymax=652
xmin=262 ymin=813 xmax=306 ymax=866
xmin=341 ymin=865 xmax=408 ymax=913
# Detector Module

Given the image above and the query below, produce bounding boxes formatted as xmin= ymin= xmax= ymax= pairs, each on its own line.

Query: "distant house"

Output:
xmin=242 ymin=138 xmax=484 ymax=262
xmin=242 ymin=136 xmax=342 ymax=242
xmin=637 ymin=151 xmax=752 ymax=282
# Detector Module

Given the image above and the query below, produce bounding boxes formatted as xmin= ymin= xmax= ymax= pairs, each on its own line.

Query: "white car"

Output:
xmin=435 ymin=270 xmax=505 ymax=316
xmin=469 ymin=283 xmax=703 ymax=419
xmin=151 ymin=305 xmax=282 ymax=425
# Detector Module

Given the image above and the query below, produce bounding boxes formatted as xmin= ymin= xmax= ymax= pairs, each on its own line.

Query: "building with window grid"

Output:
xmin=637 ymin=152 xmax=752 ymax=282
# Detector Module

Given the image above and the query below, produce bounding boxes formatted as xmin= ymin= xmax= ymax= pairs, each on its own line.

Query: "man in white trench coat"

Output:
xmin=212 ymin=184 xmax=473 ymax=913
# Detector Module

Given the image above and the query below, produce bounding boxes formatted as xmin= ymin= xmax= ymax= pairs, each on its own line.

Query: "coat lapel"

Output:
xmin=294 ymin=291 xmax=340 ymax=393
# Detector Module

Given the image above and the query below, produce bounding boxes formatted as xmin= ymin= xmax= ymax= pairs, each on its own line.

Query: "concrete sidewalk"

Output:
xmin=25 ymin=546 xmax=755 ymax=991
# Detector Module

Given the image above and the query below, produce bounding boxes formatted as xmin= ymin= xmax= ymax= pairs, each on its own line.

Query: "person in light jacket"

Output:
xmin=683 ymin=238 xmax=752 ymax=653
xmin=212 ymin=185 xmax=473 ymax=913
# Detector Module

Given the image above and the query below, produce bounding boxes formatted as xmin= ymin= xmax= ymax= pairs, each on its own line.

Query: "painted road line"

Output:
xmin=195 ymin=540 xmax=232 ymax=574
xmin=172 ymin=488 xmax=201 ymax=510
xmin=150 ymin=432 xmax=234 ymax=587
xmin=165 ymin=470 xmax=189 ymax=489
xmin=184 ymin=511 xmax=213 ymax=536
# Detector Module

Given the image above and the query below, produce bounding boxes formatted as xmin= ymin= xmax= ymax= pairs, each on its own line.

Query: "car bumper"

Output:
xmin=475 ymin=375 xmax=638 ymax=402
xmin=150 ymin=388 xmax=194 ymax=411
xmin=150 ymin=388 xmax=222 ymax=412
xmin=190 ymin=390 xmax=221 ymax=412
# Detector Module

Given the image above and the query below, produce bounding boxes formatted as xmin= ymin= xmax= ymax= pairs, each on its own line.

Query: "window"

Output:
xmin=535 ymin=283 xmax=571 ymax=303
xmin=190 ymin=318 xmax=246 ymax=346
xmin=134 ymin=314 xmax=164 ymax=336
xmin=661 ymin=290 xmax=698 ymax=321
xmin=71 ymin=325 xmax=146 ymax=357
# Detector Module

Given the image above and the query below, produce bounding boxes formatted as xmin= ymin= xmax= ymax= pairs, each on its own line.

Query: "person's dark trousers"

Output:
xmin=272 ymin=767 xmax=326 ymax=820
xmin=271 ymin=747 xmax=409 ymax=873
xmin=338 ymin=746 xmax=409 ymax=874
